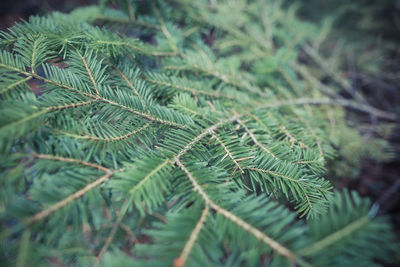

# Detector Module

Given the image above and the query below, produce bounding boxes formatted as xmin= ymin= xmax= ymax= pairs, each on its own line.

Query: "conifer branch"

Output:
xmin=302 ymin=44 xmax=362 ymax=101
xmin=174 ymin=205 xmax=209 ymax=267
xmin=129 ymin=159 xmax=170 ymax=195
xmin=279 ymin=67 xmax=300 ymax=95
xmin=32 ymin=154 xmax=111 ymax=172
xmin=163 ymin=64 xmax=230 ymax=83
xmin=257 ymin=97 xmax=397 ymax=120
xmin=126 ymin=0 xmax=135 ymax=21
xmin=144 ymin=76 xmax=231 ymax=99
xmin=119 ymin=223 xmax=137 ymax=243
xmin=31 ymin=73 xmax=95 ymax=99
xmin=24 ymin=172 xmax=114 ymax=226
xmin=279 ymin=125 xmax=309 ymax=149
xmin=79 ymin=53 xmax=100 ymax=95
xmin=0 ymin=109 xmax=48 ymax=133
xmin=295 ymin=159 xmax=322 ymax=165
xmin=16 ymin=229 xmax=30 ymax=267
xmin=58 ymin=122 xmax=151 ymax=142
xmin=236 ymin=117 xmax=277 ymax=159
xmin=95 ymin=40 xmax=147 ymax=54
xmin=4 ymin=69 xmax=186 ymax=127
xmin=1 ymin=61 xmax=83 ymax=97
xmin=151 ymin=2 xmax=176 ymax=50
xmin=173 ymin=103 xmax=321 ymax=163
xmin=0 ymin=62 xmax=31 ymax=75
xmin=296 ymin=114 xmax=324 ymax=157
xmin=0 ymin=100 xmax=94 ymax=135
xmin=211 ymin=133 xmax=244 ymax=173
xmin=115 ymin=67 xmax=141 ymax=98
xmin=175 ymin=115 xmax=240 ymax=159
xmin=247 ymin=167 xmax=327 ymax=194
xmin=164 ymin=62 xmax=264 ymax=97
xmin=96 ymin=197 xmax=131 ymax=264
xmin=300 ymin=216 xmax=370 ymax=256
xmin=98 ymin=97 xmax=186 ymax=128
xmin=95 ymin=15 xmax=158 ymax=28
xmin=174 ymin=158 xmax=298 ymax=263
xmin=95 ymin=40 xmax=177 ymax=56
xmin=247 ymin=167 xmax=315 ymax=212
xmin=119 ymin=117 xmax=242 ymax=204
xmin=0 ymin=76 xmax=32 ymax=94
xmin=47 ymin=100 xmax=97 ymax=111
xmin=30 ymin=37 xmax=39 ymax=74
xmin=175 ymin=104 xmax=202 ymax=117
xmin=248 ymin=114 xmax=272 ymax=135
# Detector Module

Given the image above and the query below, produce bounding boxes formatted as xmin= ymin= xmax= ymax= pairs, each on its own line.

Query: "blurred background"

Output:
xmin=0 ymin=0 xmax=96 ymax=29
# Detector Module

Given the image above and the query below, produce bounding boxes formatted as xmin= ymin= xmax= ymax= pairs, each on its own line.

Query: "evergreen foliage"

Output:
xmin=0 ymin=1 xmax=396 ymax=266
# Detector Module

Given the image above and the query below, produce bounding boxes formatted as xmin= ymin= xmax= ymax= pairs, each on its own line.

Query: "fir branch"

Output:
xmin=0 ymin=108 xmax=48 ymax=133
xmin=16 ymin=229 xmax=30 ymax=267
xmin=128 ymin=159 xmax=170 ymax=195
xmin=99 ymin=96 xmax=190 ymax=128
xmin=175 ymin=115 xmax=240 ymax=159
xmin=295 ymin=114 xmax=324 ymax=157
xmin=258 ymin=97 xmax=397 ymax=120
xmin=30 ymin=37 xmax=40 ymax=74
xmin=248 ymin=113 xmax=272 ymax=135
xmin=79 ymin=52 xmax=100 ymax=95
xmin=144 ymin=76 xmax=231 ymax=99
xmin=295 ymin=159 xmax=322 ymax=165
xmin=247 ymin=166 xmax=319 ymax=213
xmin=151 ymin=2 xmax=177 ymax=52
xmin=0 ymin=76 xmax=32 ymax=95
xmin=0 ymin=100 xmax=95 ymax=135
xmin=32 ymin=153 xmax=111 ymax=172
xmin=119 ymin=223 xmax=137 ymax=243
xmin=94 ymin=14 xmax=159 ymax=29
xmin=96 ymin=197 xmax=132 ymax=265
xmin=174 ymin=205 xmax=209 ymax=267
xmin=236 ymin=117 xmax=277 ymax=159
xmin=212 ymin=133 xmax=244 ymax=174
xmin=174 ymin=158 xmax=298 ymax=263
xmin=279 ymin=125 xmax=309 ymax=149
xmin=46 ymin=99 xmax=97 ymax=110
xmin=95 ymin=40 xmax=147 ymax=54
xmin=94 ymin=40 xmax=177 ymax=56
xmin=24 ymin=172 xmax=114 ymax=226
xmin=0 ymin=62 xmax=31 ymax=76
xmin=57 ymin=121 xmax=151 ymax=142
xmin=114 ymin=66 xmax=141 ymax=98
xmin=126 ymin=0 xmax=135 ymax=21
xmin=300 ymin=216 xmax=370 ymax=256
xmin=302 ymin=44 xmax=362 ymax=101
xmin=164 ymin=61 xmax=264 ymax=97
xmin=32 ymin=72 xmax=95 ymax=99
xmin=246 ymin=167 xmax=322 ymax=192
xmin=1 ymin=65 xmax=189 ymax=127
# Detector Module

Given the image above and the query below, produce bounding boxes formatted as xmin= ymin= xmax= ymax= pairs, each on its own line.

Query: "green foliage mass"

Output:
xmin=0 ymin=0 xmax=396 ymax=266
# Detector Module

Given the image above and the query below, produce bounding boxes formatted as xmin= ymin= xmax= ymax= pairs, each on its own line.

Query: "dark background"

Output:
xmin=0 ymin=0 xmax=96 ymax=29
